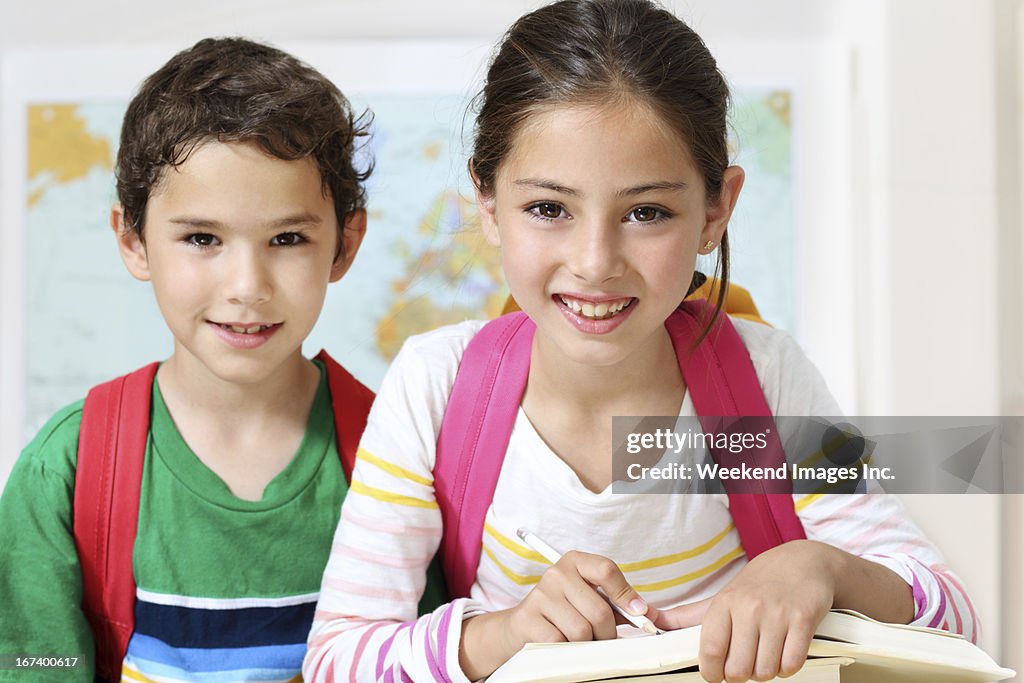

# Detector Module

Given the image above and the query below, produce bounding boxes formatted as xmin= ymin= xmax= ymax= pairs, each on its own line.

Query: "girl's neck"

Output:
xmin=526 ymin=323 xmax=683 ymax=412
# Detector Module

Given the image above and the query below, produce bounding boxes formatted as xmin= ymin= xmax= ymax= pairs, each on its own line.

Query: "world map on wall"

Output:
xmin=23 ymin=90 xmax=793 ymax=438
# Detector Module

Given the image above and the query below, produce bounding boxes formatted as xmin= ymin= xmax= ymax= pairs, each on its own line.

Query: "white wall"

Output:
xmin=2 ymin=0 xmax=1019 ymax=669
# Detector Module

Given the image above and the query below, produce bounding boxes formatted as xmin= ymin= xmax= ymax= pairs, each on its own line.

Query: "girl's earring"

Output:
xmin=701 ymin=240 xmax=716 ymax=253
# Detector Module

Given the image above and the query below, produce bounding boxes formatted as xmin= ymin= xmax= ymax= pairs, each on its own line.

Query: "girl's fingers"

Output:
xmin=562 ymin=577 xmax=618 ymax=641
xmin=697 ymin=604 xmax=732 ymax=683
xmin=750 ymin=616 xmax=788 ymax=681
xmin=778 ymin=613 xmax=818 ymax=677
xmin=722 ymin=611 xmax=759 ymax=683
xmin=544 ymin=593 xmax=598 ymax=642
xmin=652 ymin=597 xmax=713 ymax=631
xmin=531 ymin=552 xmax=627 ymax=642
xmin=570 ymin=551 xmax=650 ymax=621
xmin=524 ymin=612 xmax=569 ymax=644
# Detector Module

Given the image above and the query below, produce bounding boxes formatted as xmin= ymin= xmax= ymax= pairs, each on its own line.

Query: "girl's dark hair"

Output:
xmin=471 ymin=0 xmax=732 ymax=335
xmin=116 ymin=37 xmax=371 ymax=257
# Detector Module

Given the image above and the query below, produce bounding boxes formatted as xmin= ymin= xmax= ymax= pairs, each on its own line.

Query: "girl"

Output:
xmin=304 ymin=1 xmax=976 ymax=681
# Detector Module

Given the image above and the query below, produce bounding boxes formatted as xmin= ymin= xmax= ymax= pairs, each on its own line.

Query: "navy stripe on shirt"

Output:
xmin=133 ymin=598 xmax=316 ymax=649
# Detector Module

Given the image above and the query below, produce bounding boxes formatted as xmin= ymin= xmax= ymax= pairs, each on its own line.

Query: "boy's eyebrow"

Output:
xmin=512 ymin=179 xmax=689 ymax=197
xmin=168 ymin=213 xmax=324 ymax=229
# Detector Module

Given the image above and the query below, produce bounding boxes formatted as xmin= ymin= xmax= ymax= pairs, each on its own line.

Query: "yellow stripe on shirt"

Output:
xmin=484 ymin=522 xmax=549 ymax=564
xmin=632 ymin=546 xmax=745 ymax=593
xmin=350 ymin=480 xmax=438 ymax=509
xmin=795 ymin=493 xmax=825 ymax=513
xmin=618 ymin=524 xmax=734 ymax=572
xmin=482 ymin=543 xmax=544 ymax=585
xmin=357 ymin=448 xmax=434 ymax=487
xmin=121 ymin=665 xmax=161 ymax=683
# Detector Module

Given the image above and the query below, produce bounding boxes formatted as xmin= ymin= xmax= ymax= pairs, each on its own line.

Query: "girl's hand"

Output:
xmin=506 ymin=550 xmax=651 ymax=646
xmin=652 ymin=540 xmax=837 ymax=683
xmin=460 ymin=550 xmax=652 ymax=679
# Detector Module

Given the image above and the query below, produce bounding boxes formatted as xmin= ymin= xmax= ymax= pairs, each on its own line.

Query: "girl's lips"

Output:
xmin=208 ymin=321 xmax=282 ymax=349
xmin=553 ymin=295 xmax=636 ymax=334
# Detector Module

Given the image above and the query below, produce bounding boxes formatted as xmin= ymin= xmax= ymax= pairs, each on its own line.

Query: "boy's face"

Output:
xmin=113 ymin=141 xmax=365 ymax=387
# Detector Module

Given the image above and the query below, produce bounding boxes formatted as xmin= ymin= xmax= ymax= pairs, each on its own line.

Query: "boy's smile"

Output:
xmin=113 ymin=141 xmax=362 ymax=390
xmin=209 ymin=321 xmax=283 ymax=349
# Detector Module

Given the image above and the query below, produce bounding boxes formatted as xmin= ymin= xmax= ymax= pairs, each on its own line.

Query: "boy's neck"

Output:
xmin=157 ymin=349 xmax=318 ymax=417
xmin=153 ymin=348 xmax=322 ymax=501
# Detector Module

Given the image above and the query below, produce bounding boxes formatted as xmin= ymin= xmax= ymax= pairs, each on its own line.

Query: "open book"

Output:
xmin=487 ymin=610 xmax=1015 ymax=683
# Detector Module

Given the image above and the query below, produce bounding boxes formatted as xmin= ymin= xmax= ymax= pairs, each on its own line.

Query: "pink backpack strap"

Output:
xmin=434 ymin=313 xmax=535 ymax=599
xmin=670 ymin=300 xmax=805 ymax=557
xmin=74 ymin=362 xmax=158 ymax=683
xmin=434 ymin=305 xmax=805 ymax=598
xmin=315 ymin=349 xmax=375 ymax=482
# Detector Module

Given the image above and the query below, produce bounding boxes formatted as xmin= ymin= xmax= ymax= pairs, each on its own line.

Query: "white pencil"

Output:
xmin=515 ymin=527 xmax=662 ymax=635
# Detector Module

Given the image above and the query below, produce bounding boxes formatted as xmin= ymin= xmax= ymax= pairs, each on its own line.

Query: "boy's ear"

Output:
xmin=329 ymin=209 xmax=367 ymax=283
xmin=110 ymin=204 xmax=151 ymax=281
xmin=470 ymin=161 xmax=500 ymax=248
xmin=700 ymin=165 xmax=745 ymax=248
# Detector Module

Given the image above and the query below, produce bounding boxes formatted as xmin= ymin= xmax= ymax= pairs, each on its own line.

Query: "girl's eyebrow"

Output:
xmin=512 ymin=178 xmax=690 ymax=197
xmin=616 ymin=181 xmax=689 ymax=197
xmin=514 ymin=178 xmax=579 ymax=195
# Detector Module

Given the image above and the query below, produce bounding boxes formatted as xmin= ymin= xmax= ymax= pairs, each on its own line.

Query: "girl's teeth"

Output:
xmin=559 ymin=296 xmax=631 ymax=320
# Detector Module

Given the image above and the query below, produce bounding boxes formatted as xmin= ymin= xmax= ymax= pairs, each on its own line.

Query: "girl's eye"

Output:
xmin=271 ymin=232 xmax=306 ymax=246
xmin=528 ymin=202 xmax=566 ymax=221
xmin=185 ymin=233 xmax=218 ymax=248
xmin=626 ymin=206 xmax=667 ymax=223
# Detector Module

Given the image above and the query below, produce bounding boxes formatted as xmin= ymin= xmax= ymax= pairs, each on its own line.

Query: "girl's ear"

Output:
xmin=111 ymin=204 xmax=151 ymax=281
xmin=470 ymin=159 xmax=501 ymax=248
xmin=700 ymin=165 xmax=745 ymax=248
xmin=330 ymin=209 xmax=368 ymax=283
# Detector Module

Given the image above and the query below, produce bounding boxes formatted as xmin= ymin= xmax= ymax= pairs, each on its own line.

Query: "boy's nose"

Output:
xmin=223 ymin=249 xmax=272 ymax=306
xmin=567 ymin=219 xmax=625 ymax=284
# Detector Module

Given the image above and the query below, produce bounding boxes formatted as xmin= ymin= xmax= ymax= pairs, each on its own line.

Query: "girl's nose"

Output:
xmin=567 ymin=219 xmax=625 ymax=284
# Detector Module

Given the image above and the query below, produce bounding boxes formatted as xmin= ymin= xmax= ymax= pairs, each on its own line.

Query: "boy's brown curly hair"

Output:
xmin=116 ymin=37 xmax=371 ymax=258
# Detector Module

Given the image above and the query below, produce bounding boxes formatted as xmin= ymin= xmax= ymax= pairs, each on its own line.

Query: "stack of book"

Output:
xmin=487 ymin=610 xmax=1015 ymax=682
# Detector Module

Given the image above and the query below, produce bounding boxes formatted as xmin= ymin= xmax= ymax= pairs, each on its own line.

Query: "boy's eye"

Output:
xmin=528 ymin=202 xmax=566 ymax=220
xmin=271 ymin=232 xmax=306 ymax=246
xmin=626 ymin=206 xmax=666 ymax=223
xmin=186 ymin=233 xmax=218 ymax=247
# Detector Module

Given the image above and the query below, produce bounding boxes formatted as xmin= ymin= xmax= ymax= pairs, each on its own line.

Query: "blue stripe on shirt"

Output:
xmin=127 ymin=632 xmax=306 ymax=672
xmin=126 ymin=651 xmax=298 ymax=683
xmin=133 ymin=596 xmax=315 ymax=648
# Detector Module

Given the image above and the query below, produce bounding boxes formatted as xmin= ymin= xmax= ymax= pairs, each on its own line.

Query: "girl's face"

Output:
xmin=478 ymin=102 xmax=743 ymax=370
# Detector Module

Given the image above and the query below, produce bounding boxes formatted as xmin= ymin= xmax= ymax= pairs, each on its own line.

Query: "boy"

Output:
xmin=0 ymin=38 xmax=370 ymax=682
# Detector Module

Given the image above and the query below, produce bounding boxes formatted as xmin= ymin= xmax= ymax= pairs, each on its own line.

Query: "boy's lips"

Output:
xmin=207 ymin=320 xmax=282 ymax=349
xmin=211 ymin=321 xmax=280 ymax=334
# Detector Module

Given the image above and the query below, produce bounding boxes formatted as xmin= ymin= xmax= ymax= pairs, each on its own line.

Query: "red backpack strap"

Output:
xmin=73 ymin=362 xmax=158 ymax=682
xmin=670 ymin=300 xmax=806 ymax=558
xmin=315 ymin=350 xmax=375 ymax=482
xmin=434 ymin=313 xmax=535 ymax=599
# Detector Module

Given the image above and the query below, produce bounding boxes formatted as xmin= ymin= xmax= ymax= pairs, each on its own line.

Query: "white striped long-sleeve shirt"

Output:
xmin=304 ymin=318 xmax=978 ymax=683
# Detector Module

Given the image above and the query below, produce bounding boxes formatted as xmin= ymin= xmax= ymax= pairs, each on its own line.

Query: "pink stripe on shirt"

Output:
xmin=322 ymin=576 xmax=420 ymax=604
xmin=350 ymin=622 xmax=392 ymax=683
